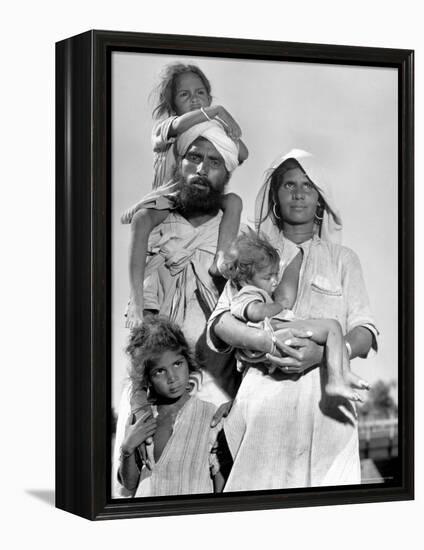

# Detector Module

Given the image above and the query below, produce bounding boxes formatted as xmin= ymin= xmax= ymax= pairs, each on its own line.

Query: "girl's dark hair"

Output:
xmin=265 ymin=158 xmax=324 ymax=231
xmin=219 ymin=233 xmax=280 ymax=287
xmin=151 ymin=63 xmax=212 ymax=119
xmin=126 ymin=315 xmax=198 ymax=397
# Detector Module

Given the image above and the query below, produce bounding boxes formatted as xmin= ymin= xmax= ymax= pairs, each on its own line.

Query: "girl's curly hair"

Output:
xmin=151 ymin=63 xmax=212 ymax=119
xmin=126 ymin=315 xmax=199 ymax=399
xmin=219 ymin=233 xmax=280 ymax=288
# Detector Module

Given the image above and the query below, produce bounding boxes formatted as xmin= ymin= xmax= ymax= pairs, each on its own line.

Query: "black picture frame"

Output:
xmin=55 ymin=29 xmax=414 ymax=521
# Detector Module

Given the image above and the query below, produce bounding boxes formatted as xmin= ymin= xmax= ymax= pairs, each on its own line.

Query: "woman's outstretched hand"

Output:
xmin=210 ymin=400 xmax=233 ymax=428
xmin=266 ymin=328 xmax=324 ymax=374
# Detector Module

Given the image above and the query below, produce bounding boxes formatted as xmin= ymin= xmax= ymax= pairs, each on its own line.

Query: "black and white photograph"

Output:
xmin=110 ymin=50 xmax=399 ymax=499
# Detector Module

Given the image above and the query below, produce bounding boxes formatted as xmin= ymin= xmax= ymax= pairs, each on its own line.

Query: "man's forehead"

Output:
xmin=186 ymin=137 xmax=223 ymax=160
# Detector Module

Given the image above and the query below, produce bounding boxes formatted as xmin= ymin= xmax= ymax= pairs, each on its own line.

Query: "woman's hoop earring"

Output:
xmin=273 ymin=204 xmax=281 ymax=220
xmin=314 ymin=203 xmax=324 ymax=224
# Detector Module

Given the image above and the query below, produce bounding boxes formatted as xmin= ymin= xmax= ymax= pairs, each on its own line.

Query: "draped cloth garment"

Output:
xmin=255 ymin=149 xmax=343 ymax=272
xmin=208 ymin=149 xmax=379 ymax=491
xmin=208 ymin=236 xmax=378 ymax=491
xmin=113 ymin=211 xmax=239 ymax=498
xmin=134 ymin=397 xmax=220 ymax=497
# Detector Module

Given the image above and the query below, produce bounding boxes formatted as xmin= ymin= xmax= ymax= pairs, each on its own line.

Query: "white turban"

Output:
xmin=176 ymin=120 xmax=239 ymax=173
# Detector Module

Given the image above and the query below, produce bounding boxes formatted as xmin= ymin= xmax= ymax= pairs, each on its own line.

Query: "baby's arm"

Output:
xmin=126 ymin=208 xmax=169 ymax=328
xmin=209 ymin=193 xmax=242 ymax=277
xmin=245 ymin=300 xmax=284 ymax=323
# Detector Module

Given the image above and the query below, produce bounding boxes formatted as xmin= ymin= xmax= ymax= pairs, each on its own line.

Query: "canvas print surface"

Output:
xmin=110 ymin=51 xmax=398 ymax=498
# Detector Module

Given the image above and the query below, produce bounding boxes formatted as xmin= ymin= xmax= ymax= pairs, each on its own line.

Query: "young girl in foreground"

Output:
xmin=118 ymin=316 xmax=225 ymax=496
xmin=123 ymin=63 xmax=249 ymax=328
xmin=219 ymin=234 xmax=369 ymax=401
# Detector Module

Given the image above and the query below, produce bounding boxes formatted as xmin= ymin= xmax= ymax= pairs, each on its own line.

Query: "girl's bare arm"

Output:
xmin=168 ymin=105 xmax=230 ymax=136
xmin=127 ymin=208 xmax=169 ymax=328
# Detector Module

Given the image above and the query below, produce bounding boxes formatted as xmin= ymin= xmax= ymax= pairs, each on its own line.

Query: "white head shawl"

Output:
xmin=176 ymin=120 xmax=239 ymax=173
xmin=255 ymin=149 xmax=343 ymax=249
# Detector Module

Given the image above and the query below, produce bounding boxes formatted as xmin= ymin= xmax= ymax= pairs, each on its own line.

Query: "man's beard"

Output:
xmin=171 ymin=175 xmax=224 ymax=218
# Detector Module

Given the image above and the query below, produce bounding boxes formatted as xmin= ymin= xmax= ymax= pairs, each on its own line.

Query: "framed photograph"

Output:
xmin=56 ymin=30 xmax=414 ymax=520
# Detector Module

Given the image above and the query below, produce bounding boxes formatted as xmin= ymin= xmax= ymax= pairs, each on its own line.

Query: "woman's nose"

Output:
xmin=292 ymin=188 xmax=304 ymax=199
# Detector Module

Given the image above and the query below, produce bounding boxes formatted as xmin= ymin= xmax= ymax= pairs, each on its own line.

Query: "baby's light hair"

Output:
xmin=151 ymin=63 xmax=212 ymax=119
xmin=126 ymin=315 xmax=200 ymax=399
xmin=219 ymin=233 xmax=280 ymax=287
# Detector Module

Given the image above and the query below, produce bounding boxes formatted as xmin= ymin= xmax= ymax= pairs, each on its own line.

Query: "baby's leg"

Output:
xmin=209 ymin=193 xmax=242 ymax=277
xmin=286 ymin=319 xmax=365 ymax=402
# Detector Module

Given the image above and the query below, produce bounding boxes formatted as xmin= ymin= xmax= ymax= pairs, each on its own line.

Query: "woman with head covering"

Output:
xmin=207 ymin=149 xmax=378 ymax=490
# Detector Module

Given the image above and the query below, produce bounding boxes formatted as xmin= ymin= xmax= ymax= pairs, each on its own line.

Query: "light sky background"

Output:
xmin=112 ymin=51 xmax=398 ymax=410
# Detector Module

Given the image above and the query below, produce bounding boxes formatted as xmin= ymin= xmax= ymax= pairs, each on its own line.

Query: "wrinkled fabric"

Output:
xmin=176 ymin=120 xmax=239 ymax=172
xmin=134 ymin=397 xmax=220 ymax=497
xmin=138 ymin=211 xmax=240 ymax=405
xmin=142 ymin=212 xmax=221 ymax=325
xmin=229 ymin=284 xmax=273 ymax=321
xmin=207 ymin=234 xmax=378 ymax=491
xmin=151 ymin=116 xmax=179 ymax=190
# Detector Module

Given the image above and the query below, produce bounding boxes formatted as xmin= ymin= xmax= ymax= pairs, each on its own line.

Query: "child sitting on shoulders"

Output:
xmin=118 ymin=315 xmax=225 ymax=497
xmin=122 ymin=63 xmax=249 ymax=328
xmin=218 ymin=233 xmax=370 ymax=401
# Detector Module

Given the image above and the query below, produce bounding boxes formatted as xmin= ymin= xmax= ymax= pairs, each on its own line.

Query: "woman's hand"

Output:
xmin=266 ymin=328 xmax=324 ymax=374
xmin=121 ymin=411 xmax=157 ymax=455
xmin=210 ymin=400 xmax=233 ymax=428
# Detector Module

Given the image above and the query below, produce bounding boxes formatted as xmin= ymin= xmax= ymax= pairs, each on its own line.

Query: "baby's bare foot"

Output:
xmin=345 ymin=370 xmax=371 ymax=390
xmin=326 ymin=381 xmax=363 ymax=402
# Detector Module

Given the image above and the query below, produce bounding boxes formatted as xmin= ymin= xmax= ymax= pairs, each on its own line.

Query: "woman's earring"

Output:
xmin=314 ymin=204 xmax=324 ymax=224
xmin=273 ymin=204 xmax=281 ymax=220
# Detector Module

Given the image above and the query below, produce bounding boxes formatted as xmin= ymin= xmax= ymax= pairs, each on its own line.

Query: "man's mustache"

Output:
xmin=188 ymin=176 xmax=212 ymax=189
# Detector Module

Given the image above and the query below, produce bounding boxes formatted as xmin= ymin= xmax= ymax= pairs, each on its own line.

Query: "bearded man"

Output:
xmin=112 ymin=122 xmax=241 ymax=496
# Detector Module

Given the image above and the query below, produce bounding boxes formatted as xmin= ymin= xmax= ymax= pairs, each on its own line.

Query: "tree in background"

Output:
xmin=358 ymin=380 xmax=398 ymax=420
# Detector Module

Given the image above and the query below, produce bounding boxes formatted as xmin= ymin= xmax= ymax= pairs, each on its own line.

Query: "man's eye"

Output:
xmin=187 ymin=153 xmax=200 ymax=163
xmin=210 ymin=159 xmax=221 ymax=167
